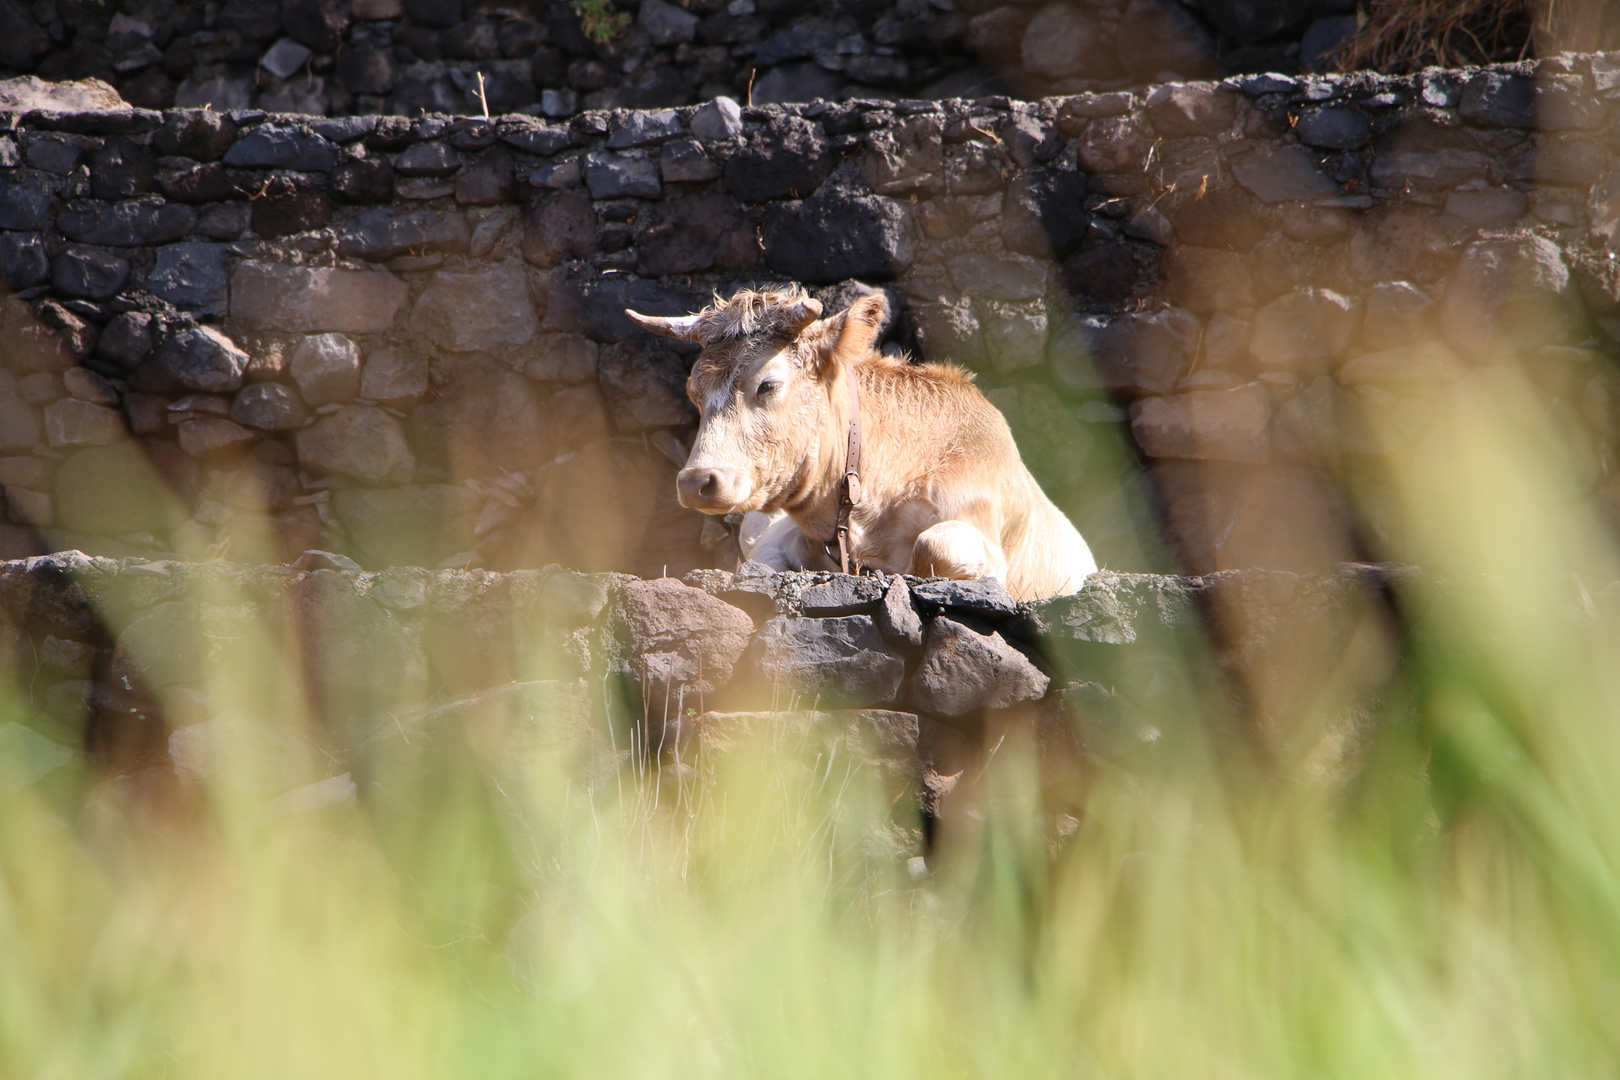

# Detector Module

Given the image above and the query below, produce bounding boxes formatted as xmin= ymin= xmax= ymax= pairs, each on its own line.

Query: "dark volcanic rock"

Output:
xmin=751 ymin=614 xmax=906 ymax=707
xmin=623 ymin=576 xmax=754 ymax=699
xmin=143 ymin=326 xmax=250 ymax=394
xmin=50 ymin=246 xmax=129 ymax=300
xmin=906 ymin=616 xmax=1048 ymax=718
xmin=723 ymin=117 xmax=835 ymax=203
xmin=0 ymin=232 xmax=49 ymax=290
xmin=522 ymin=191 xmax=599 ymax=267
xmin=637 ymin=194 xmax=755 ymax=277
xmin=58 ymin=197 xmax=196 ymax=246
xmin=337 ymin=206 xmax=469 ymax=261
xmin=147 ymin=242 xmax=228 ymax=317
xmin=763 ymin=187 xmax=914 ymax=283
xmin=800 ymin=576 xmax=884 ymax=616
xmin=223 ymin=124 xmax=338 ymax=172
xmin=596 ymin=339 xmax=699 ymax=432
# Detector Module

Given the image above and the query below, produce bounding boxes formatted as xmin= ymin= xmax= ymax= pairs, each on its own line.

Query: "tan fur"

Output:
xmin=627 ymin=288 xmax=1098 ymax=600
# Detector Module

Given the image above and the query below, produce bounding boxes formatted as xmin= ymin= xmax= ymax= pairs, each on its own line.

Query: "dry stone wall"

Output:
xmin=3 ymin=59 xmax=1620 ymax=576
xmin=0 ymin=0 xmax=1526 ymax=119
xmin=0 ymin=550 xmax=1403 ymax=813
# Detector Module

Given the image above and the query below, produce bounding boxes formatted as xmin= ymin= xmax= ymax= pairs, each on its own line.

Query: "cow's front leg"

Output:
xmin=910 ymin=520 xmax=1009 ymax=582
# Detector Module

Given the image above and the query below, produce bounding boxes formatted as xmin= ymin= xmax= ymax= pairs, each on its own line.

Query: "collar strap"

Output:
xmin=824 ymin=373 xmax=862 ymax=575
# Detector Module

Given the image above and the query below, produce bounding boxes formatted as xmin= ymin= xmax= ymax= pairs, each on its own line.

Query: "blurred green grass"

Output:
xmin=4 ymin=355 xmax=1620 ymax=1079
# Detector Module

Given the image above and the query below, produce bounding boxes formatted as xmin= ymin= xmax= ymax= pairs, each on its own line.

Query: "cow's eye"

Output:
xmin=755 ymin=379 xmax=780 ymax=398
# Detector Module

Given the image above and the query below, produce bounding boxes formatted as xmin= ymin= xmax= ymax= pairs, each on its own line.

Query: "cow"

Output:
xmin=625 ymin=288 xmax=1098 ymax=601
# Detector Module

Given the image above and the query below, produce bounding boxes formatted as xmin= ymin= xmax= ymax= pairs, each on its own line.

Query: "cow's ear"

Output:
xmin=625 ymin=309 xmax=704 ymax=341
xmin=831 ymin=293 xmax=887 ymax=359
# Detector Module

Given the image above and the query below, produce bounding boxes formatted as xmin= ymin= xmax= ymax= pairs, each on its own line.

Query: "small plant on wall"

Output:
xmin=574 ymin=0 xmax=631 ymax=44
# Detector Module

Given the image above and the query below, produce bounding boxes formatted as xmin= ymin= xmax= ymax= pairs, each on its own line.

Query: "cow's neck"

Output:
xmin=781 ymin=367 xmax=860 ymax=543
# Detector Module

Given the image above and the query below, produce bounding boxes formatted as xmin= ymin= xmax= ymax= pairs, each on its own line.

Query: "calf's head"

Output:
xmin=626 ymin=288 xmax=887 ymax=514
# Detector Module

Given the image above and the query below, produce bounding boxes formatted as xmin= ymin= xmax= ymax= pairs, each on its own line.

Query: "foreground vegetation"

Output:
xmin=1 ymin=360 xmax=1618 ymax=1079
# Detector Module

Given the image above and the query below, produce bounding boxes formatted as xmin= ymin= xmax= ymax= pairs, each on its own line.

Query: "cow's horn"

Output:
xmin=625 ymin=309 xmax=704 ymax=341
xmin=783 ymin=297 xmax=823 ymax=335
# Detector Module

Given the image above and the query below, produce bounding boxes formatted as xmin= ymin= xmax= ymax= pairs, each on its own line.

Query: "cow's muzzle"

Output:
xmin=677 ymin=466 xmax=750 ymax=512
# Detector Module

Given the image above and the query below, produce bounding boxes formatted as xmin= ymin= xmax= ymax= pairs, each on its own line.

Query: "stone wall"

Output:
xmin=0 ymin=550 xmax=1403 ymax=814
xmin=13 ymin=0 xmax=1614 ymax=120
xmin=3 ymin=59 xmax=1620 ymax=576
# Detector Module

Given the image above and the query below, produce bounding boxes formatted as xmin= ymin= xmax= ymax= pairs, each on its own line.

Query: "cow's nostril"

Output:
xmin=699 ymin=474 xmax=717 ymax=498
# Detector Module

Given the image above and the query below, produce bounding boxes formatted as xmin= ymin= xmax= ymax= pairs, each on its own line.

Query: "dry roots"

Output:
xmin=1335 ymin=0 xmax=1612 ymax=73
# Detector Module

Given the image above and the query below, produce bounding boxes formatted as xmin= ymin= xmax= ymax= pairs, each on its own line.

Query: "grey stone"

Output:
xmin=1296 ymin=106 xmax=1370 ymax=150
xmin=596 ymin=339 xmax=698 ymax=431
xmin=763 ymin=187 xmax=914 ymax=283
xmin=905 ymin=616 xmax=1048 ymax=718
xmin=1055 ymin=308 xmax=1200 ymax=395
xmin=756 ymin=17 xmax=838 ymax=66
xmin=622 ymin=576 xmax=754 ymax=698
xmin=876 ymin=577 xmax=923 ymax=648
xmin=25 ymin=136 xmax=83 ymax=175
xmin=606 ymin=109 xmax=683 ymax=149
xmin=231 ymin=262 xmax=408 ymax=333
xmin=410 ymin=265 xmax=537 ymax=352
xmin=222 ymin=124 xmax=338 ymax=172
xmin=524 ymin=334 xmax=597 ymax=383
xmin=1459 ymin=71 xmax=1534 ymax=129
xmin=230 ymin=382 xmax=308 ymax=430
xmin=359 ymin=346 xmax=428 ymax=402
xmin=636 ymin=193 xmax=754 ymax=277
xmin=1200 ymin=0 xmax=1351 ymax=44
xmin=638 ymin=0 xmax=699 ymax=45
xmin=751 ymin=62 xmax=842 ymax=106
xmin=1129 ymin=382 xmax=1271 ymax=464
xmin=44 ymin=399 xmax=125 ymax=448
xmin=659 ymin=139 xmax=720 ymax=183
xmin=145 ymin=326 xmax=250 ymax=394
xmin=1145 ymin=83 xmax=1237 ymax=138
xmin=336 ymin=206 xmax=469 ymax=261
xmin=583 ymin=152 xmax=661 ymax=199
xmin=1362 ymin=281 xmax=1433 ymax=350
xmin=58 ymin=197 xmax=195 ymax=246
xmin=1114 ymin=0 xmax=1216 ymax=76
xmin=724 ymin=117 xmax=834 ymax=202
xmin=521 ymin=190 xmax=598 ymax=267
xmin=50 ymin=246 xmax=129 ymax=300
xmin=199 ymin=202 xmax=250 ymax=240
xmin=289 ymin=333 xmax=361 ymax=406
xmin=97 ymin=312 xmax=153 ymax=368
xmin=1021 ymin=3 xmax=1103 ymax=80
xmin=308 ymin=116 xmax=379 ymax=143
xmin=1250 ymin=288 xmax=1356 ymax=369
xmin=261 ymin=37 xmax=313 ymax=80
xmin=0 ymin=394 xmax=38 ymax=450
xmin=295 ymin=405 xmax=412 ymax=484
xmin=176 ymin=417 xmax=254 ymax=455
xmin=63 ymin=366 xmax=117 ymax=407
xmin=751 ymin=614 xmax=906 ymax=707
xmin=947 ymin=253 xmax=1048 ymax=301
xmin=1369 ymin=141 xmax=1489 ymax=190
xmin=0 ymin=138 xmax=16 ymax=168
xmin=1230 ymin=145 xmax=1336 ymax=204
xmin=454 ymin=146 xmax=516 ymax=205
xmin=332 ymin=484 xmax=476 ymax=567
xmin=0 ymin=232 xmax=48 ymax=290
xmin=1440 ymin=234 xmax=1579 ymax=353
xmin=497 ymin=119 xmax=572 ymax=155
xmin=0 ymin=179 xmax=52 ymax=230
xmin=689 ymin=96 xmax=743 ymax=140
xmin=147 ymin=242 xmax=228 ymax=317
xmin=154 ymin=109 xmax=239 ymax=160
xmin=864 ymin=116 xmax=945 ymax=197
xmin=800 ymin=576 xmax=884 ymax=616
xmin=538 ymin=571 xmax=607 ymax=623
xmin=394 ymin=140 xmax=460 ymax=177
xmin=1300 ymin=15 xmax=1358 ymax=73
xmin=910 ymin=577 xmax=1020 ymax=618
xmin=0 ymin=5 xmax=49 ymax=70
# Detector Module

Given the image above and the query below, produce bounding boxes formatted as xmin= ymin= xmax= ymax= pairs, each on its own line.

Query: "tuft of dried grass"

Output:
xmin=1334 ymin=0 xmax=1608 ymax=74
